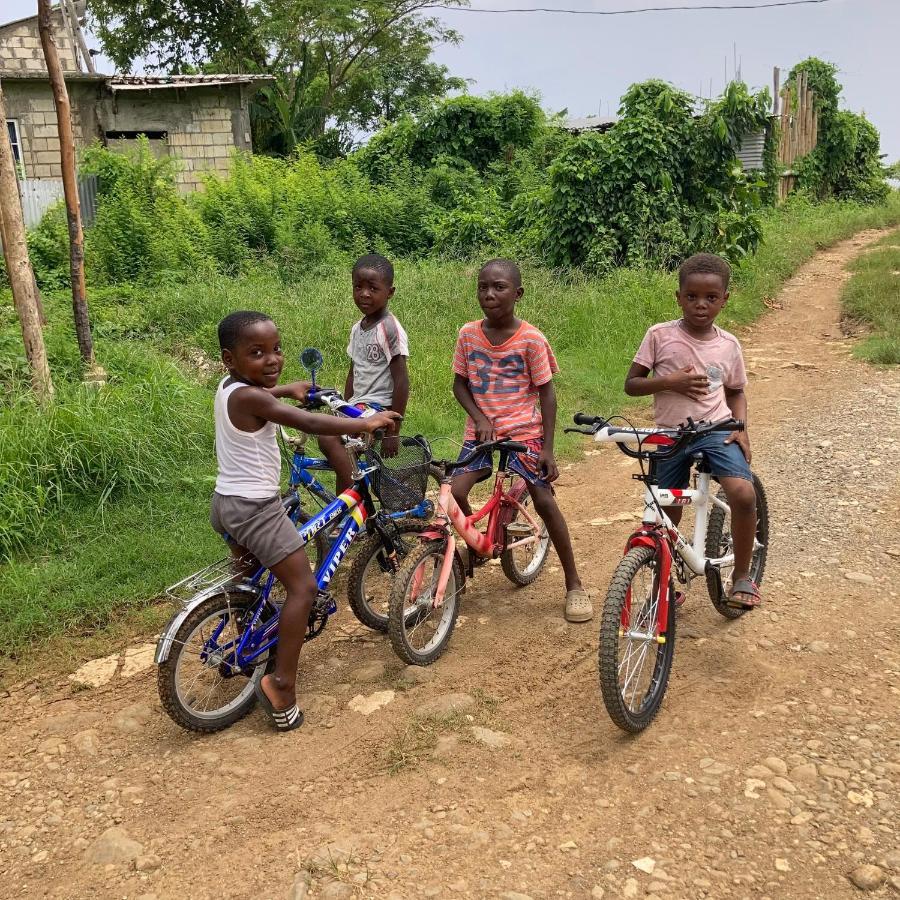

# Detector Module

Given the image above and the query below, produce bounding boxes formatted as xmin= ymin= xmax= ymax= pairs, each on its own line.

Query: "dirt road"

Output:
xmin=2 ymin=232 xmax=899 ymax=900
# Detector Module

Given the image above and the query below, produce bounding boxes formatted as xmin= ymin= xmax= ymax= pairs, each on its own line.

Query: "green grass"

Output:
xmin=1 ymin=193 xmax=899 ymax=664
xmin=841 ymin=228 xmax=900 ymax=364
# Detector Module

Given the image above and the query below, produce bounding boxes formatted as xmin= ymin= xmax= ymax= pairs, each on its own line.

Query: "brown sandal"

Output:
xmin=726 ymin=577 xmax=761 ymax=610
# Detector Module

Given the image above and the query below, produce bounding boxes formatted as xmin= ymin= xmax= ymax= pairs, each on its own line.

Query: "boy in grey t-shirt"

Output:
xmin=319 ymin=254 xmax=409 ymax=491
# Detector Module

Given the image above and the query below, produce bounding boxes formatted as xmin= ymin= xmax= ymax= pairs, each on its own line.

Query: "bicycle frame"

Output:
xmin=639 ymin=470 xmax=734 ymax=576
xmin=421 ymin=470 xmax=540 ymax=606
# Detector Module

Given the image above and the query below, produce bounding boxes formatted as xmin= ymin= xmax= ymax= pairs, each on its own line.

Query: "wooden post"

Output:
xmin=64 ymin=0 xmax=95 ymax=74
xmin=0 ymin=78 xmax=54 ymax=401
xmin=37 ymin=0 xmax=102 ymax=379
xmin=773 ymin=66 xmax=780 ymax=116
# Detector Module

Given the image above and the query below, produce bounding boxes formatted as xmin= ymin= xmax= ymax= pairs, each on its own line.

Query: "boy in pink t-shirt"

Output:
xmin=451 ymin=259 xmax=591 ymax=623
xmin=625 ymin=253 xmax=761 ymax=610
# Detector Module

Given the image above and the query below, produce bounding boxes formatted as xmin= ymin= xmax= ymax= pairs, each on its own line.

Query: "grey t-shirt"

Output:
xmin=346 ymin=313 xmax=409 ymax=406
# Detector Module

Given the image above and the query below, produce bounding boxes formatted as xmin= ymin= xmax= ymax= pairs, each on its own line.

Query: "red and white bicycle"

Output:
xmin=567 ymin=413 xmax=769 ymax=732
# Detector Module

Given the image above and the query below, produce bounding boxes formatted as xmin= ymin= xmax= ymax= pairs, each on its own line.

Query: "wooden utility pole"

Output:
xmin=0 ymin=78 xmax=54 ymax=401
xmin=36 ymin=0 xmax=102 ymax=378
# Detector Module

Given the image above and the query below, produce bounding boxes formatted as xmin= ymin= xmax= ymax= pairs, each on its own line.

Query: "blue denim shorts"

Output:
xmin=454 ymin=438 xmax=552 ymax=490
xmin=655 ymin=432 xmax=752 ymax=489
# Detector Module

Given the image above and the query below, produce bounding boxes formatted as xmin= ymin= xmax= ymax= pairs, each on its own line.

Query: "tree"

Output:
xmin=87 ymin=0 xmax=468 ymax=156
xmin=39 ymin=0 xmax=103 ymax=377
xmin=0 ymin=78 xmax=54 ymax=401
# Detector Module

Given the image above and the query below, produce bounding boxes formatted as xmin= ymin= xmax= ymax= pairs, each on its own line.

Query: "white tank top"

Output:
xmin=214 ymin=378 xmax=281 ymax=498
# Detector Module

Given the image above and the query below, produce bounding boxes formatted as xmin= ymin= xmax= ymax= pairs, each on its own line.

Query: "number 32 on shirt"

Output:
xmin=467 ymin=351 xmax=525 ymax=395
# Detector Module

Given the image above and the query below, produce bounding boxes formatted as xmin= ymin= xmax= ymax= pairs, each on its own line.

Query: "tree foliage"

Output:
xmin=789 ymin=58 xmax=888 ymax=204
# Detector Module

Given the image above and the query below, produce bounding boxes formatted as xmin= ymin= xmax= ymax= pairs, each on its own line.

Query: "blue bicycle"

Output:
xmin=155 ymin=349 xmax=433 ymax=732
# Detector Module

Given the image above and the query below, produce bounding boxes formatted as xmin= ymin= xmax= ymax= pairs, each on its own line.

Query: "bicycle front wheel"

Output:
xmin=500 ymin=491 xmax=551 ymax=586
xmin=346 ymin=519 xmax=430 ymax=632
xmin=599 ymin=545 xmax=676 ymax=733
xmin=157 ymin=590 xmax=273 ymax=733
xmin=388 ymin=539 xmax=462 ymax=665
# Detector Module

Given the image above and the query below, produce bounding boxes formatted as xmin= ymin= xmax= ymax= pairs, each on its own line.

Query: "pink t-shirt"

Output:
xmin=453 ymin=320 xmax=559 ymax=441
xmin=633 ymin=320 xmax=747 ymax=427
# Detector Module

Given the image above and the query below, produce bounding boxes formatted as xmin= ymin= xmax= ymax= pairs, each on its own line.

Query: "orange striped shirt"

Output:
xmin=453 ymin=320 xmax=559 ymax=441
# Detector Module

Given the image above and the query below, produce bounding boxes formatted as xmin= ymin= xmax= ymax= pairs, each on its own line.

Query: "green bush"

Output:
xmin=81 ymin=138 xmax=210 ymax=283
xmin=542 ymin=80 xmax=769 ymax=271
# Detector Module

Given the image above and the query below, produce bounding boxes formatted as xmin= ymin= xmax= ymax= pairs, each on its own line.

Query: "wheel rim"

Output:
xmin=359 ymin=532 xmax=418 ymax=623
xmin=172 ymin=604 xmax=264 ymax=722
xmin=509 ymin=496 xmax=550 ymax=577
xmin=399 ymin=550 xmax=458 ymax=655
xmin=617 ymin=559 xmax=668 ymax=715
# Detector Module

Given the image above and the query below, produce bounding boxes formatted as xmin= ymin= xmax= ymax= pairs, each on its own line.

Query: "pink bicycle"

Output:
xmin=386 ymin=439 xmax=551 ymax=665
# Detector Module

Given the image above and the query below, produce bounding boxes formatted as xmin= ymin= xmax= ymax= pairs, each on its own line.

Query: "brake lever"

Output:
xmin=564 ymin=427 xmax=596 ymax=435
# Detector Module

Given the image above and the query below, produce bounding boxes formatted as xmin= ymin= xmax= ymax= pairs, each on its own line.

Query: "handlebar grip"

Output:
xmin=573 ymin=412 xmax=602 ymax=426
xmin=501 ymin=442 xmax=528 ymax=453
xmin=711 ymin=419 xmax=743 ymax=432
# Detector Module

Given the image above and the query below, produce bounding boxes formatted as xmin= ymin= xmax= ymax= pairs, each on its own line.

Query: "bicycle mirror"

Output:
xmin=300 ymin=347 xmax=323 ymax=385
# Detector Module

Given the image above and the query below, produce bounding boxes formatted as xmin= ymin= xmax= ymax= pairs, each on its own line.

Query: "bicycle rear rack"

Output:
xmin=165 ymin=556 xmax=253 ymax=605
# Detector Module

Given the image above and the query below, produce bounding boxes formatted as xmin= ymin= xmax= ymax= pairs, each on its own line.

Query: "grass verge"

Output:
xmin=1 ymin=193 xmax=899 ymax=673
xmin=841 ymin=228 xmax=900 ymax=364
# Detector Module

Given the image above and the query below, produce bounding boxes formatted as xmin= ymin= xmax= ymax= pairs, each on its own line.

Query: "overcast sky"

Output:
xmin=4 ymin=0 xmax=898 ymax=160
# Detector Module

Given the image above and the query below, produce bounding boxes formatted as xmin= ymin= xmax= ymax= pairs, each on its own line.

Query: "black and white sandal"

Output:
xmin=255 ymin=679 xmax=304 ymax=732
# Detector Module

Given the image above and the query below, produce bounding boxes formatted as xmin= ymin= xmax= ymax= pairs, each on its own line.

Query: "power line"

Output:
xmin=430 ymin=0 xmax=835 ymax=15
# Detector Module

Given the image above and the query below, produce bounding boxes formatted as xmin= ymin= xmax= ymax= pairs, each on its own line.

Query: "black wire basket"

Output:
xmin=367 ymin=435 xmax=432 ymax=512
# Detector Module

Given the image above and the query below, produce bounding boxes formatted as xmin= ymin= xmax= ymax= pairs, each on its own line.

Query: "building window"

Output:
xmin=6 ymin=119 xmax=24 ymax=176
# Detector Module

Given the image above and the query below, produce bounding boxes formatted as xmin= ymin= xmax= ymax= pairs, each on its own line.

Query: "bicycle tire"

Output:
xmin=346 ymin=519 xmax=430 ymax=632
xmin=158 ymin=590 xmax=273 ymax=733
xmin=599 ymin=545 xmax=676 ymax=733
xmin=387 ymin=539 xmax=463 ymax=666
xmin=705 ymin=473 xmax=769 ymax=619
xmin=500 ymin=491 xmax=551 ymax=586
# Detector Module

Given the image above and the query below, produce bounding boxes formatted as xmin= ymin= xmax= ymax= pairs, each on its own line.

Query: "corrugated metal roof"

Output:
xmin=736 ymin=128 xmax=766 ymax=171
xmin=108 ymin=74 xmax=274 ymax=90
xmin=564 ymin=116 xmax=617 ymax=133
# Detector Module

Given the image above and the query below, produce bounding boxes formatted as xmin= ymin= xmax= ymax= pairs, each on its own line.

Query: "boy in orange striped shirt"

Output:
xmin=451 ymin=259 xmax=591 ymax=623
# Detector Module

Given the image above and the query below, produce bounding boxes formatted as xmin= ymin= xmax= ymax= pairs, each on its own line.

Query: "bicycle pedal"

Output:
xmin=504 ymin=522 xmax=532 ymax=539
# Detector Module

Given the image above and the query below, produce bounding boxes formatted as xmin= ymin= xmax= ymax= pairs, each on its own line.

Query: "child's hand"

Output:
xmin=362 ymin=410 xmax=402 ymax=434
xmin=279 ymin=381 xmax=313 ymax=403
xmin=724 ymin=429 xmax=752 ymax=463
xmin=474 ymin=415 xmax=497 ymax=443
xmin=538 ymin=448 xmax=559 ymax=482
xmin=667 ymin=366 xmax=709 ymax=401
xmin=380 ymin=434 xmax=399 ymax=458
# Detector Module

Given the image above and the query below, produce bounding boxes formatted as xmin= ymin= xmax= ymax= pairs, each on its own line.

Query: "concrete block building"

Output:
xmin=1 ymin=4 xmax=271 ymax=220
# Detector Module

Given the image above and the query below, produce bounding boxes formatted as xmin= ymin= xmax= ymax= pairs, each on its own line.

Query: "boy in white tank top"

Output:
xmin=213 ymin=311 xmax=400 ymax=731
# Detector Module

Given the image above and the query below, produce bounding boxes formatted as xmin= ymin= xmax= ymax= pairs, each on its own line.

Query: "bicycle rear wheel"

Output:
xmin=500 ymin=492 xmax=551 ymax=586
xmin=346 ymin=519 xmax=430 ymax=632
xmin=158 ymin=590 xmax=273 ymax=733
xmin=599 ymin=545 xmax=676 ymax=733
xmin=388 ymin=539 xmax=463 ymax=665
xmin=705 ymin=473 xmax=769 ymax=619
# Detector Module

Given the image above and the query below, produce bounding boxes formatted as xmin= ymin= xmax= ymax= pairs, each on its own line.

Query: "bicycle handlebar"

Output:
xmin=432 ymin=438 xmax=530 ymax=474
xmin=565 ymin=413 xmax=743 ymax=460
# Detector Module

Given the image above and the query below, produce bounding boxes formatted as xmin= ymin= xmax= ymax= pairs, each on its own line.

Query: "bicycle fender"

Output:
xmin=625 ymin=529 xmax=673 ymax=634
xmin=154 ymin=583 xmax=259 ymax=664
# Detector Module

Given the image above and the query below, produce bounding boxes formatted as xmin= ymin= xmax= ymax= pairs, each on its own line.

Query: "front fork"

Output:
xmin=623 ymin=527 xmax=674 ymax=641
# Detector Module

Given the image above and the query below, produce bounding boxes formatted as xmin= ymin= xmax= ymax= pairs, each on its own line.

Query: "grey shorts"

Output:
xmin=210 ymin=492 xmax=304 ymax=570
